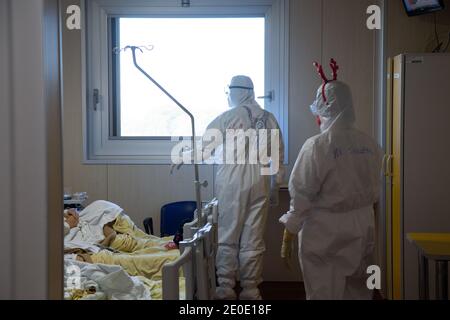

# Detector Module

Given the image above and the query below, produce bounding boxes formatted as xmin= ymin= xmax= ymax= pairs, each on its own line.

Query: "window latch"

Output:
xmin=257 ymin=90 xmax=274 ymax=102
xmin=93 ymin=89 xmax=100 ymax=111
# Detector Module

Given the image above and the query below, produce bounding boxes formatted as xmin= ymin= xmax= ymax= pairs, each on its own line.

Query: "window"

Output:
xmin=113 ymin=17 xmax=265 ymax=137
xmin=85 ymin=0 xmax=289 ymax=164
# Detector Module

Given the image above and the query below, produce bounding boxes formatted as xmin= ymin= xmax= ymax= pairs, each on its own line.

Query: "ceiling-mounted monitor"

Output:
xmin=403 ymin=0 xmax=445 ymax=16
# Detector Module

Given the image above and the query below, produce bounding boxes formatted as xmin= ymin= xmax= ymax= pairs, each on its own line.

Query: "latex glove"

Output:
xmin=280 ymin=229 xmax=295 ymax=269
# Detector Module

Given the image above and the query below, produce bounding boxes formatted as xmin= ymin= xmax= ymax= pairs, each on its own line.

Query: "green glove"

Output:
xmin=281 ymin=229 xmax=295 ymax=269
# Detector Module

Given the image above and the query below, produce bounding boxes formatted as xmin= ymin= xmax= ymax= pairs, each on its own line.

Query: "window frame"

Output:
xmin=83 ymin=0 xmax=289 ymax=164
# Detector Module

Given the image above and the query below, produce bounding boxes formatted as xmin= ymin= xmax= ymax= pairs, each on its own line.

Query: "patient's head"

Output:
xmin=64 ymin=209 xmax=80 ymax=228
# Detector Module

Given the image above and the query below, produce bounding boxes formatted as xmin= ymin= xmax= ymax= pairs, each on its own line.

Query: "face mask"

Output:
xmin=227 ymin=93 xmax=237 ymax=108
xmin=227 ymin=88 xmax=250 ymax=108
xmin=310 ymin=100 xmax=319 ymax=115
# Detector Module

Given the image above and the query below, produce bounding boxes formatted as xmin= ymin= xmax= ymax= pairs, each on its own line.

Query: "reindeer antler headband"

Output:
xmin=313 ymin=58 xmax=339 ymax=104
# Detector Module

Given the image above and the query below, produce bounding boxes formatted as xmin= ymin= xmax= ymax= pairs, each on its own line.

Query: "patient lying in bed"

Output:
xmin=64 ymin=200 xmax=180 ymax=281
xmin=65 ymin=208 xmax=175 ymax=252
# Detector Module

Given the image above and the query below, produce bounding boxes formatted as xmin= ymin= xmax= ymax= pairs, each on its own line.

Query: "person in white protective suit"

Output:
xmin=203 ymin=75 xmax=285 ymax=300
xmin=279 ymin=59 xmax=382 ymax=300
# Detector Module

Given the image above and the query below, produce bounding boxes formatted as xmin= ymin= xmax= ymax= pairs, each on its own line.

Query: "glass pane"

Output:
xmin=117 ymin=17 xmax=265 ymax=137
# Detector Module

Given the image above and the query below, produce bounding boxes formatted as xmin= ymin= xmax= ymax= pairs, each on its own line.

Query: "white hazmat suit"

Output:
xmin=280 ymin=80 xmax=382 ymax=300
xmin=206 ymin=75 xmax=285 ymax=300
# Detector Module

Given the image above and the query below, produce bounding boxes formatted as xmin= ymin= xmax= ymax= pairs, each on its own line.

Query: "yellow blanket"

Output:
xmin=110 ymin=214 xmax=175 ymax=254
xmin=137 ymin=277 xmax=186 ymax=300
xmin=90 ymin=214 xmax=184 ymax=299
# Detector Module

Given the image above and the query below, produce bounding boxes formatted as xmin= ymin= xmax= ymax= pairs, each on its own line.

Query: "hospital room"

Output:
xmin=1 ymin=0 xmax=450 ymax=308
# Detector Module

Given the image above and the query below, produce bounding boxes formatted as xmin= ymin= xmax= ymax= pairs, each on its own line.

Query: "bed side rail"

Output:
xmin=162 ymin=246 xmax=193 ymax=300
xmin=163 ymin=199 xmax=218 ymax=300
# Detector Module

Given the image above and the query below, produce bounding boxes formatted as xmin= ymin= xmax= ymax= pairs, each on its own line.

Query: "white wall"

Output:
xmin=0 ymin=0 xmax=63 ymax=299
xmin=387 ymin=0 xmax=450 ymax=57
xmin=0 ymin=0 xmax=13 ymax=299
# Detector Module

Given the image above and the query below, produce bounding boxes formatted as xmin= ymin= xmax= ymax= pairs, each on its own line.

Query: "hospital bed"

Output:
xmin=64 ymin=199 xmax=218 ymax=300
xmin=162 ymin=199 xmax=218 ymax=300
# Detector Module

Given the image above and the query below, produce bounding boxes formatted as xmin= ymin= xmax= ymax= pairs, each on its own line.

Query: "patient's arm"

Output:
xmin=99 ymin=224 xmax=117 ymax=247
xmin=76 ymin=254 xmax=93 ymax=263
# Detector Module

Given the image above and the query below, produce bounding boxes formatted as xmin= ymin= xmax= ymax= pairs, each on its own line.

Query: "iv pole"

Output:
xmin=124 ymin=45 xmax=205 ymax=227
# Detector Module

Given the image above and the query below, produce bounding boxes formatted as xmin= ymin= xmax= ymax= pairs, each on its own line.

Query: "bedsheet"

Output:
xmin=64 ymin=202 xmax=185 ymax=299
xmin=64 ymin=259 xmax=151 ymax=300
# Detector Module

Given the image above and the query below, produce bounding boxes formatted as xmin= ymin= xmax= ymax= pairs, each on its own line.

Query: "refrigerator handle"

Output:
xmin=387 ymin=155 xmax=393 ymax=177
xmin=383 ymin=154 xmax=394 ymax=177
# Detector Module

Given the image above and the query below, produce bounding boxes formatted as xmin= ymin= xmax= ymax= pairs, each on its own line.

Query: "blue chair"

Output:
xmin=160 ymin=201 xmax=197 ymax=237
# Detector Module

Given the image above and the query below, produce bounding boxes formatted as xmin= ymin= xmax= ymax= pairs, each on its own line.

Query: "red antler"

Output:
xmin=330 ymin=58 xmax=339 ymax=81
xmin=313 ymin=62 xmax=329 ymax=84
xmin=313 ymin=59 xmax=339 ymax=104
xmin=313 ymin=62 xmax=329 ymax=103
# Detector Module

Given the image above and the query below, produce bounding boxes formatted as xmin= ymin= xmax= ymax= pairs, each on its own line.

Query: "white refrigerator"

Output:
xmin=386 ymin=53 xmax=450 ymax=300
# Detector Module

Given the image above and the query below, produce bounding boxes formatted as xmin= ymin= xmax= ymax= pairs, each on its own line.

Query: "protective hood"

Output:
xmin=227 ymin=75 xmax=256 ymax=108
xmin=310 ymin=80 xmax=355 ymax=132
